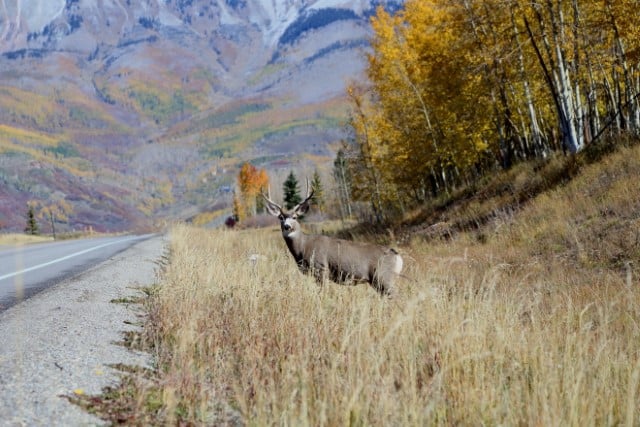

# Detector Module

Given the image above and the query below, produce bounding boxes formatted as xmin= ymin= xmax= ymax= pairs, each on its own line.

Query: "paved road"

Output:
xmin=0 ymin=235 xmax=154 ymax=311
xmin=0 ymin=235 xmax=164 ymax=426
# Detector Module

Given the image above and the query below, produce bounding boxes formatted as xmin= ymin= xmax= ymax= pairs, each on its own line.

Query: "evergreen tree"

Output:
xmin=24 ymin=205 xmax=39 ymax=235
xmin=311 ymin=169 xmax=325 ymax=213
xmin=283 ymin=171 xmax=302 ymax=210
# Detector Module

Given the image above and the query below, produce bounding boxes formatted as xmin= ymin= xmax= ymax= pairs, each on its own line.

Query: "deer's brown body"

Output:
xmin=263 ymin=186 xmax=403 ymax=296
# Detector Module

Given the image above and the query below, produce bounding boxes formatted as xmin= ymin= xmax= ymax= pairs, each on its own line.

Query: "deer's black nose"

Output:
xmin=283 ymin=223 xmax=292 ymax=231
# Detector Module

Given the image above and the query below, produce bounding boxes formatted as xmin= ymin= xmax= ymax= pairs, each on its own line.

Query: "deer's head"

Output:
xmin=262 ymin=185 xmax=314 ymax=240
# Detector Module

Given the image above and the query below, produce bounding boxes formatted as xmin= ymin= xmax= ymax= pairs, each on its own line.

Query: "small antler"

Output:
xmin=261 ymin=185 xmax=283 ymax=216
xmin=292 ymin=179 xmax=314 ymax=214
xmin=305 ymin=178 xmax=313 ymax=199
xmin=260 ymin=184 xmax=273 ymax=203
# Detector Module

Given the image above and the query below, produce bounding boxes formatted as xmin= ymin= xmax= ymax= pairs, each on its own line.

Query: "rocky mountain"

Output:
xmin=0 ymin=0 xmax=402 ymax=233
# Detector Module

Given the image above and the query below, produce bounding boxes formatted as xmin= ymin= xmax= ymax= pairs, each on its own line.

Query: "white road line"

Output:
xmin=0 ymin=236 xmax=143 ymax=281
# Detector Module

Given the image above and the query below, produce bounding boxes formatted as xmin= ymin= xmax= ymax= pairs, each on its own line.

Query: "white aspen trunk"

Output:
xmin=586 ymin=57 xmax=600 ymax=140
xmin=512 ymin=10 xmax=545 ymax=155
xmin=394 ymin=58 xmax=439 ymax=154
xmin=615 ymin=69 xmax=624 ymax=131
xmin=526 ymin=5 xmax=582 ymax=153
xmin=634 ymin=72 xmax=640 ymax=132
xmin=606 ymin=1 xmax=637 ymax=133
xmin=335 ymin=161 xmax=352 ymax=220
xmin=575 ymin=82 xmax=585 ymax=147
xmin=554 ymin=51 xmax=581 ymax=153
xmin=553 ymin=21 xmax=582 ymax=153
xmin=570 ymin=0 xmax=588 ymax=146
xmin=602 ymin=73 xmax=620 ymax=132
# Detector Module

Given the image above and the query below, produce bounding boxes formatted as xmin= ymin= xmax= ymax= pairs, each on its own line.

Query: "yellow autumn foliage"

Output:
xmin=348 ymin=0 xmax=640 ymax=212
xmin=350 ymin=2 xmax=495 ymax=208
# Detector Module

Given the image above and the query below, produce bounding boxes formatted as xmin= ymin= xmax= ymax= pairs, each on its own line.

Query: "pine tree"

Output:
xmin=24 ymin=205 xmax=39 ymax=235
xmin=283 ymin=171 xmax=302 ymax=210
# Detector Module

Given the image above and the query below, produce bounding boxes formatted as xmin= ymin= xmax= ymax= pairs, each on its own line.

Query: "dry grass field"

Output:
xmin=83 ymin=144 xmax=640 ymax=425
xmin=0 ymin=234 xmax=53 ymax=246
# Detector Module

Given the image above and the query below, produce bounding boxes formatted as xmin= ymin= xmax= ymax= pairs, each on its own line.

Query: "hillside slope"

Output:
xmin=392 ymin=138 xmax=640 ymax=275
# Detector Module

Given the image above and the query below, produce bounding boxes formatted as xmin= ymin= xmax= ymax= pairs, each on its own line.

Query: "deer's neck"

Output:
xmin=284 ymin=232 xmax=307 ymax=263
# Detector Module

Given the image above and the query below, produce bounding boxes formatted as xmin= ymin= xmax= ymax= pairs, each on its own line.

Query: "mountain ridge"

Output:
xmin=0 ymin=0 xmax=403 ymax=233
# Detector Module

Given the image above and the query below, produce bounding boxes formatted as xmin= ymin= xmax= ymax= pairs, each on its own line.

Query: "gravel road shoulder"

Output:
xmin=0 ymin=235 xmax=166 ymax=426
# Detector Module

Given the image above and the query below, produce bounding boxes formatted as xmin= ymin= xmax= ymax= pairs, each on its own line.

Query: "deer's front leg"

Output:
xmin=312 ymin=267 xmax=326 ymax=286
xmin=310 ymin=256 xmax=329 ymax=287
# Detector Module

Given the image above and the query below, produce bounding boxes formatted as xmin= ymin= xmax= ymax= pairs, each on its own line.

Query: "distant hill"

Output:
xmin=0 ymin=0 xmax=403 ymax=233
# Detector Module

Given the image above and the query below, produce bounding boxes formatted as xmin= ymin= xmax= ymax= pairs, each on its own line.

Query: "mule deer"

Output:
xmin=262 ymin=185 xmax=403 ymax=296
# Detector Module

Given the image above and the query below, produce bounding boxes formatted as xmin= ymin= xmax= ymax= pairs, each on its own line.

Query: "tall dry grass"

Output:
xmin=128 ymin=144 xmax=640 ymax=425
xmin=139 ymin=219 xmax=639 ymax=425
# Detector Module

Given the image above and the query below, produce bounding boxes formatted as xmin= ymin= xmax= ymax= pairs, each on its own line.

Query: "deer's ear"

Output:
xmin=292 ymin=186 xmax=314 ymax=217
xmin=293 ymin=199 xmax=311 ymax=216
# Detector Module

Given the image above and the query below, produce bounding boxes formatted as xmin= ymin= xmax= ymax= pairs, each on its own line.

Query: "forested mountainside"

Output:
xmin=0 ymin=0 xmax=402 ymax=233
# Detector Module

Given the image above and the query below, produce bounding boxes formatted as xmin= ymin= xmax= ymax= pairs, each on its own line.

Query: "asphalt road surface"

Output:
xmin=0 ymin=234 xmax=165 ymax=426
xmin=0 ymin=235 xmax=154 ymax=312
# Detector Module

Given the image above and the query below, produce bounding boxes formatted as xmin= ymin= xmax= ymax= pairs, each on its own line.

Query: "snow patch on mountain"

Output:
xmin=0 ymin=0 xmax=65 ymax=48
xmin=241 ymin=0 xmax=389 ymax=46
xmin=1 ymin=0 xmax=402 ymax=52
